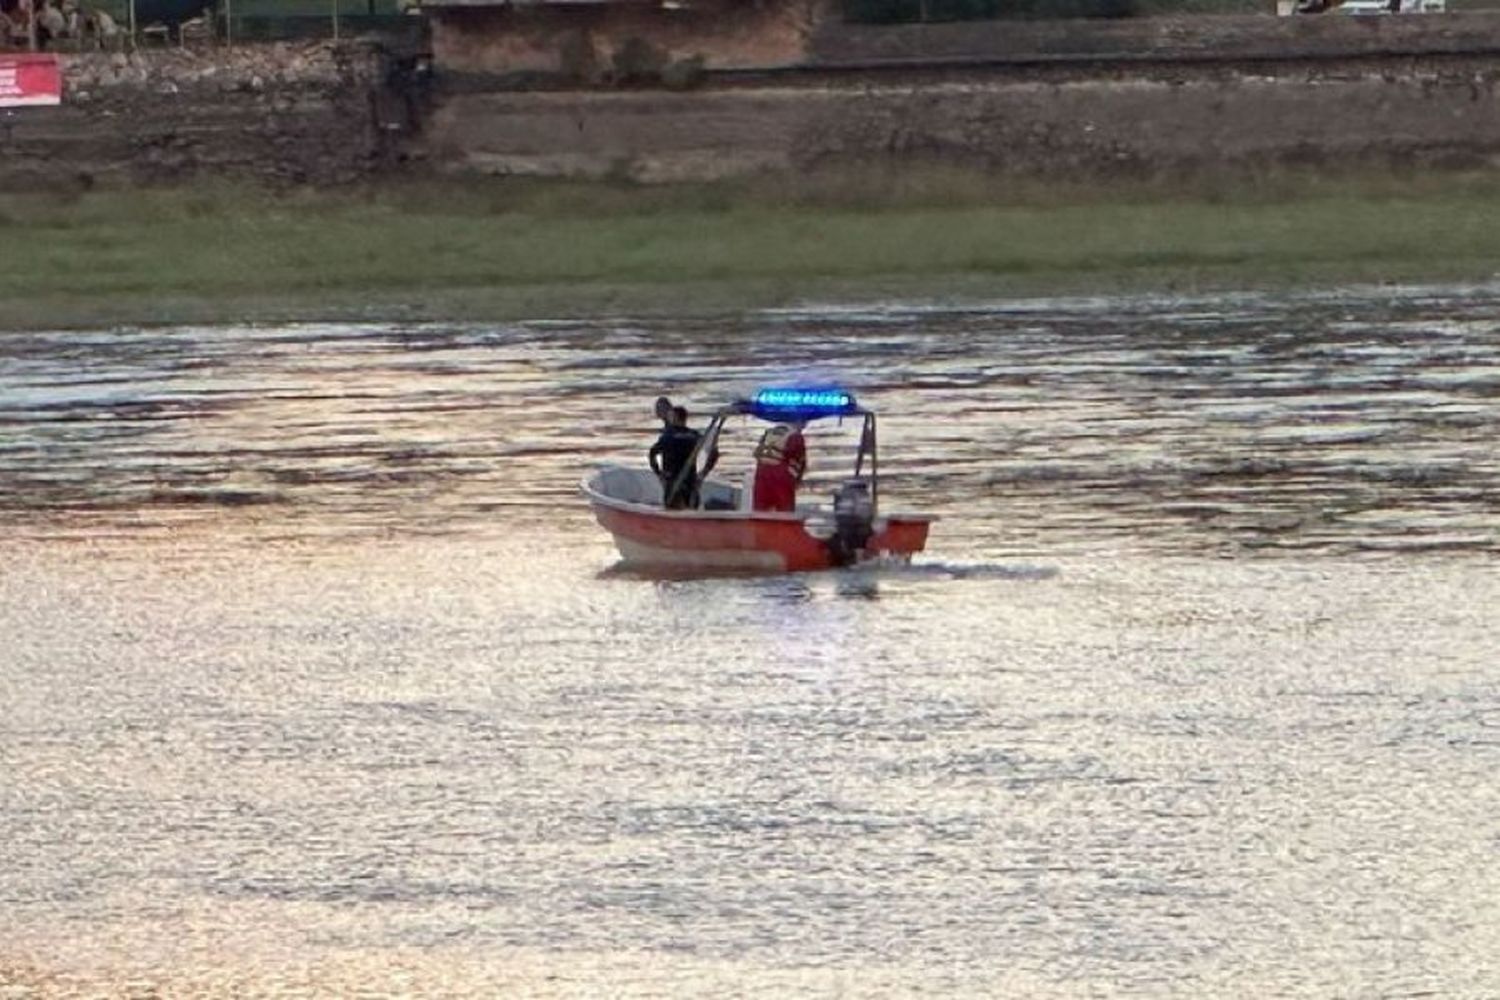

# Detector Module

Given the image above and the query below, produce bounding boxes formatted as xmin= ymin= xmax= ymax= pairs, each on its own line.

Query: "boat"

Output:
xmin=581 ymin=387 xmax=935 ymax=573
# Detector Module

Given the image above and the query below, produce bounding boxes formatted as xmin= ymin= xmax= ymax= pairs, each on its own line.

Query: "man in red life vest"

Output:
xmin=752 ymin=421 xmax=807 ymax=512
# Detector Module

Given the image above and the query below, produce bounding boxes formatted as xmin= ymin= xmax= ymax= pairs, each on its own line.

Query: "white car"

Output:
xmin=1338 ymin=0 xmax=1445 ymax=12
xmin=1285 ymin=0 xmax=1444 ymax=13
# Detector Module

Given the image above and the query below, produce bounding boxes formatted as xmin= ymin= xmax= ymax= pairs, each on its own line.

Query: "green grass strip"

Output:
xmin=6 ymin=170 xmax=1500 ymax=329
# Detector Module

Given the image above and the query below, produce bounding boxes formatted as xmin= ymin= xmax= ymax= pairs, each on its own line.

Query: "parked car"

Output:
xmin=1284 ymin=0 xmax=1445 ymax=13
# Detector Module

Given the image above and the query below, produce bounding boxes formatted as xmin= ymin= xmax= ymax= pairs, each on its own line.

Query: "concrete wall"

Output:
xmin=423 ymin=56 xmax=1500 ymax=181
xmin=425 ymin=4 xmax=1500 ymax=79
xmin=415 ymin=7 xmax=1500 ymax=183
xmin=812 ymin=12 xmax=1500 ymax=65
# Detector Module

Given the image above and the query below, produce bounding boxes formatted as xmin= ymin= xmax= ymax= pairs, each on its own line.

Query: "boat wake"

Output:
xmin=880 ymin=559 xmax=1060 ymax=582
xmin=597 ymin=557 xmax=1058 ymax=584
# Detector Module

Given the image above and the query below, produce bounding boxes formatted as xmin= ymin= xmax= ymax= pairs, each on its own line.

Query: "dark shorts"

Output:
xmin=663 ymin=474 xmax=698 ymax=510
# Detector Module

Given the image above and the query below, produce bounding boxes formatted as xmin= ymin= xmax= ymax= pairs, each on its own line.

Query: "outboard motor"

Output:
xmin=827 ymin=479 xmax=875 ymax=567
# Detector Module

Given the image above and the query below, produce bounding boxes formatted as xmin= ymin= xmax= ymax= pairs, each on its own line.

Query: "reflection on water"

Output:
xmin=3 ymin=287 xmax=1499 ymax=997
xmin=2 ymin=285 xmax=1498 ymax=555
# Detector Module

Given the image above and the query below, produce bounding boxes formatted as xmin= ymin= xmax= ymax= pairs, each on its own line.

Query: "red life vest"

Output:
xmin=754 ymin=424 xmax=806 ymax=479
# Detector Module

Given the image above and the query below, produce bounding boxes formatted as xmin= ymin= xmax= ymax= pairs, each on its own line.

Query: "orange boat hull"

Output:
xmin=589 ymin=501 xmax=931 ymax=573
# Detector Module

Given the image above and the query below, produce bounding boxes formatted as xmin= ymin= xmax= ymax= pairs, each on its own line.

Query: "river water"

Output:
xmin=2 ymin=287 xmax=1498 ymax=997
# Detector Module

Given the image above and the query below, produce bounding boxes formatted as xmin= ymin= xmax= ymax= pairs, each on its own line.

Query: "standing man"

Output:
xmin=649 ymin=405 xmax=702 ymax=510
xmin=751 ymin=421 xmax=806 ymax=512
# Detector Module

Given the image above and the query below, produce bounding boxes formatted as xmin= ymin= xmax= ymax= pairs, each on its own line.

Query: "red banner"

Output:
xmin=0 ymin=53 xmax=62 ymax=108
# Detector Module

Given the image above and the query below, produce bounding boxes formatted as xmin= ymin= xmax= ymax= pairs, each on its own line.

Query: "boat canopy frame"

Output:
xmin=674 ymin=391 xmax=880 ymax=514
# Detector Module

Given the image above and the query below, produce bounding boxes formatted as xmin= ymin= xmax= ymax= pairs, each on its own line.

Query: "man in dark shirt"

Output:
xmin=649 ymin=405 xmax=701 ymax=509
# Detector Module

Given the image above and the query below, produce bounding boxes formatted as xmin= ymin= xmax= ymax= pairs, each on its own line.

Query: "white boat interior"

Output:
xmin=585 ymin=465 xmax=836 ymax=520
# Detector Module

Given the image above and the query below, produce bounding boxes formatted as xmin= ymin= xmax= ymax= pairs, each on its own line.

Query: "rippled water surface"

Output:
xmin=3 ymin=288 xmax=1499 ymax=997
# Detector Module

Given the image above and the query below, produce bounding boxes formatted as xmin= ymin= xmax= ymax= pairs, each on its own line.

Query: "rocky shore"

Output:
xmin=2 ymin=41 xmax=404 ymax=188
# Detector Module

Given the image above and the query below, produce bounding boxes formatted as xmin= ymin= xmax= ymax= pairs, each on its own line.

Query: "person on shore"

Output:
xmin=35 ymin=0 xmax=64 ymax=48
xmin=84 ymin=6 xmax=119 ymax=48
xmin=649 ymin=405 xmax=702 ymax=510
xmin=751 ymin=420 xmax=806 ymax=512
xmin=3 ymin=0 xmax=31 ymax=48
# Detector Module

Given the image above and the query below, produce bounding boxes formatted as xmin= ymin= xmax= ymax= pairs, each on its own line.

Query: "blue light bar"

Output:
xmin=753 ymin=388 xmax=855 ymax=412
